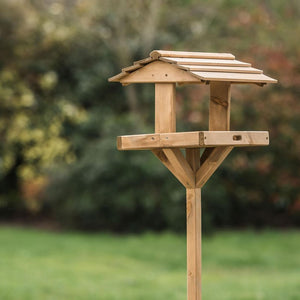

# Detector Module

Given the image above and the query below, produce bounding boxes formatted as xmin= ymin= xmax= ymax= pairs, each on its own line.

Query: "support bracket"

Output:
xmin=196 ymin=146 xmax=233 ymax=188
xmin=152 ymin=149 xmax=195 ymax=188
xmin=152 ymin=146 xmax=233 ymax=189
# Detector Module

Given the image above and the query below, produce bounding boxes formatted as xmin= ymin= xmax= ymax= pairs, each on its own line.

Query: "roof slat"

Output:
xmin=122 ymin=64 xmax=143 ymax=72
xmin=190 ymin=71 xmax=277 ymax=83
xmin=120 ymin=60 xmax=201 ymax=84
xmin=160 ymin=57 xmax=251 ymax=67
xmin=177 ymin=65 xmax=263 ymax=74
xmin=108 ymin=71 xmax=128 ymax=82
xmin=150 ymin=50 xmax=235 ymax=60
xmin=133 ymin=57 xmax=154 ymax=65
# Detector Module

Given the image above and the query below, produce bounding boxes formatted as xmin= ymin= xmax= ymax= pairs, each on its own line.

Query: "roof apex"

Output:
xmin=150 ymin=50 xmax=235 ymax=60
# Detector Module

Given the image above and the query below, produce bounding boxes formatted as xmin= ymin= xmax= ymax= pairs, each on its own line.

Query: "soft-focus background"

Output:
xmin=0 ymin=0 xmax=299 ymax=299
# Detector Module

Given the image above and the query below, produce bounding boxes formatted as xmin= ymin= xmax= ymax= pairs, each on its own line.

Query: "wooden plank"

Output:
xmin=152 ymin=149 xmax=189 ymax=187
xmin=160 ymin=132 xmax=200 ymax=148
xmin=186 ymin=149 xmax=201 ymax=299
xmin=108 ymin=71 xmax=127 ymax=82
xmin=117 ymin=132 xmax=195 ymax=150
xmin=155 ymin=83 xmax=176 ymax=133
xmin=191 ymin=71 xmax=277 ymax=83
xmin=163 ymin=149 xmax=195 ymax=188
xmin=186 ymin=188 xmax=202 ymax=300
xmin=206 ymin=81 xmax=232 ymax=191
xmin=186 ymin=148 xmax=200 ymax=173
xmin=133 ymin=57 xmax=154 ymax=65
xmin=122 ymin=64 xmax=143 ymax=72
xmin=177 ymin=65 xmax=263 ymax=74
xmin=203 ymin=131 xmax=269 ymax=146
xmin=196 ymin=146 xmax=233 ymax=188
xmin=209 ymin=82 xmax=231 ymax=131
xmin=117 ymin=131 xmax=270 ymax=150
xmin=200 ymin=148 xmax=214 ymax=165
xmin=159 ymin=57 xmax=251 ymax=67
xmin=117 ymin=134 xmax=159 ymax=150
xmin=150 ymin=50 xmax=235 ymax=60
xmin=120 ymin=61 xmax=200 ymax=84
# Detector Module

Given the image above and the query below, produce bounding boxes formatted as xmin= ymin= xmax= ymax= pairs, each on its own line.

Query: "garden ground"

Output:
xmin=0 ymin=226 xmax=299 ymax=300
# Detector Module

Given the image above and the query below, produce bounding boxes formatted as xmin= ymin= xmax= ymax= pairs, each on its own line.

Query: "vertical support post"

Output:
xmin=186 ymin=188 xmax=201 ymax=300
xmin=201 ymin=81 xmax=231 ymax=182
xmin=209 ymin=81 xmax=231 ymax=131
xmin=186 ymin=149 xmax=201 ymax=300
xmin=155 ymin=83 xmax=176 ymax=133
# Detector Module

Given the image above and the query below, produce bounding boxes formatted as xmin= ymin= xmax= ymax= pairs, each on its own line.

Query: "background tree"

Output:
xmin=0 ymin=0 xmax=299 ymax=231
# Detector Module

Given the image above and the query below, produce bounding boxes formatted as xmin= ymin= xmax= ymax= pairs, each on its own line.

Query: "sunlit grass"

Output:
xmin=0 ymin=227 xmax=299 ymax=299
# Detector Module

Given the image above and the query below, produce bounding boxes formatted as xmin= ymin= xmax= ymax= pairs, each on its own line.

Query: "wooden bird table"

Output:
xmin=109 ymin=50 xmax=277 ymax=300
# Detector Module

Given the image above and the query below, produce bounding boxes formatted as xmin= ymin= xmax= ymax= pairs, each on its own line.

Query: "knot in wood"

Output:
xmin=186 ymin=200 xmax=192 ymax=217
xmin=211 ymin=96 xmax=228 ymax=108
xmin=156 ymin=150 xmax=168 ymax=163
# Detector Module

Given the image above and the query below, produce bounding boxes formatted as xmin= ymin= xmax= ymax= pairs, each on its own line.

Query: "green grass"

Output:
xmin=0 ymin=227 xmax=299 ymax=300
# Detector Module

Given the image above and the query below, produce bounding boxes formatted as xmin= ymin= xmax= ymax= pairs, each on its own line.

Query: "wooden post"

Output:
xmin=155 ymin=83 xmax=176 ymax=133
xmin=209 ymin=81 xmax=231 ymax=131
xmin=184 ymin=81 xmax=231 ymax=300
xmin=186 ymin=149 xmax=201 ymax=300
xmin=186 ymin=188 xmax=201 ymax=300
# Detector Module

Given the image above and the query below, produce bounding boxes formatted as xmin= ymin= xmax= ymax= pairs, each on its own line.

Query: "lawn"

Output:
xmin=0 ymin=227 xmax=299 ymax=300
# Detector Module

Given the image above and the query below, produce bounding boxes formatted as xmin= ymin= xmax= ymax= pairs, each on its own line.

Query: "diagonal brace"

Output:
xmin=152 ymin=149 xmax=195 ymax=188
xmin=196 ymin=146 xmax=233 ymax=188
xmin=163 ymin=149 xmax=195 ymax=188
xmin=152 ymin=149 xmax=182 ymax=184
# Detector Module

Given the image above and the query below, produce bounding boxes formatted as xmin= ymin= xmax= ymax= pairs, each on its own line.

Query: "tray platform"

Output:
xmin=117 ymin=131 xmax=269 ymax=150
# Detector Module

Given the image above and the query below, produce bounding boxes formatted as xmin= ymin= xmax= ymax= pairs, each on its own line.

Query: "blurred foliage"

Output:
xmin=0 ymin=0 xmax=299 ymax=231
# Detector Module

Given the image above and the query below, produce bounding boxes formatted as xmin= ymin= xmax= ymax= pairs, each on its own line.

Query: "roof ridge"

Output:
xmin=150 ymin=50 xmax=235 ymax=60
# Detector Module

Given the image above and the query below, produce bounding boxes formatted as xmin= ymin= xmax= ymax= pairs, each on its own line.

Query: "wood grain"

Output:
xmin=159 ymin=57 xmax=251 ymax=67
xmin=152 ymin=149 xmax=190 ymax=188
xmin=133 ymin=57 xmax=154 ymax=65
xmin=186 ymin=148 xmax=201 ymax=300
xmin=120 ymin=61 xmax=200 ymax=84
xmin=177 ymin=65 xmax=263 ymax=74
xmin=186 ymin=148 xmax=200 ymax=173
xmin=191 ymin=71 xmax=277 ymax=83
xmin=150 ymin=50 xmax=235 ymax=60
xmin=209 ymin=81 xmax=231 ymax=131
xmin=117 ymin=131 xmax=269 ymax=150
xmin=196 ymin=146 xmax=233 ymax=188
xmin=186 ymin=188 xmax=202 ymax=300
xmin=155 ymin=83 xmax=176 ymax=133
xmin=122 ymin=64 xmax=143 ymax=72
xmin=163 ymin=148 xmax=195 ymax=188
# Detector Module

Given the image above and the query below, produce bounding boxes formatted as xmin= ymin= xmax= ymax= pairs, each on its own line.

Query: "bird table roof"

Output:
xmin=108 ymin=50 xmax=277 ymax=85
